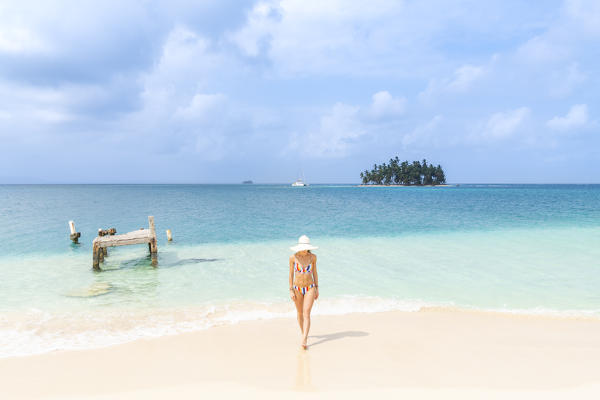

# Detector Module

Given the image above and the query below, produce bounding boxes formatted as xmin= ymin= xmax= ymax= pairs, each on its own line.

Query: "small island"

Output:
xmin=360 ymin=157 xmax=446 ymax=186
xmin=242 ymin=180 xmax=253 ymax=184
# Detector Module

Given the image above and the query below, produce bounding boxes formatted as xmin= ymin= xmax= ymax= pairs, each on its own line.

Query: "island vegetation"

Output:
xmin=360 ymin=158 xmax=446 ymax=185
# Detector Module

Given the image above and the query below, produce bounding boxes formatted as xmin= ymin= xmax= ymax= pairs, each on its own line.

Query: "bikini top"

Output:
xmin=294 ymin=260 xmax=312 ymax=274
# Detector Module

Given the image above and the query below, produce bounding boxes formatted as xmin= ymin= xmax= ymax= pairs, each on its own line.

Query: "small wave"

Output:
xmin=1 ymin=298 xmax=600 ymax=358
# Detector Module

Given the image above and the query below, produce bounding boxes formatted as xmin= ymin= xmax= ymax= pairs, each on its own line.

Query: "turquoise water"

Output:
xmin=0 ymin=184 xmax=599 ymax=356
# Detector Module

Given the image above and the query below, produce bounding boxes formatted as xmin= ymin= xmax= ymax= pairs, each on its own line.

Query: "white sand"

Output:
xmin=2 ymin=309 xmax=600 ymax=399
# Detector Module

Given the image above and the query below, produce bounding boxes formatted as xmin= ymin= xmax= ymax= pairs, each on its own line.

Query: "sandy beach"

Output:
xmin=2 ymin=309 xmax=600 ymax=399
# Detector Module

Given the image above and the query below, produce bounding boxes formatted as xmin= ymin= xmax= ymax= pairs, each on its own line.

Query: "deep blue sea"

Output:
xmin=1 ymin=184 xmax=599 ymax=357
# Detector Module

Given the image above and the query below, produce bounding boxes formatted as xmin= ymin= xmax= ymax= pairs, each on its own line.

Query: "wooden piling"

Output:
xmin=148 ymin=216 xmax=157 ymax=255
xmin=92 ymin=243 xmax=101 ymax=270
xmin=69 ymin=220 xmax=81 ymax=243
xmin=148 ymin=216 xmax=157 ymax=266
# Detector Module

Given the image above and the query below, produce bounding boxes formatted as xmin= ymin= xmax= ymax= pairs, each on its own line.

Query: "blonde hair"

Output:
xmin=295 ymin=250 xmax=312 ymax=255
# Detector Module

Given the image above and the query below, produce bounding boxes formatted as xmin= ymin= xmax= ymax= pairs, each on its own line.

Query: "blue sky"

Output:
xmin=0 ymin=0 xmax=598 ymax=183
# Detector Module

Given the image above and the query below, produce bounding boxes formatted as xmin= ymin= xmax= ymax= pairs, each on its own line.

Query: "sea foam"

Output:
xmin=2 ymin=296 xmax=600 ymax=359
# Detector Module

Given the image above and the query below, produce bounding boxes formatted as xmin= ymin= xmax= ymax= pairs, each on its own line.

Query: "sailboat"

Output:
xmin=291 ymin=171 xmax=309 ymax=187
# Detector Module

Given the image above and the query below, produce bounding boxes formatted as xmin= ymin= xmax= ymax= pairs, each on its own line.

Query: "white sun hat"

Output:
xmin=290 ymin=235 xmax=319 ymax=252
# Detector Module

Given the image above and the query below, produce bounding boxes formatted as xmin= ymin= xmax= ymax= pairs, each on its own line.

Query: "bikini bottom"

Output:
xmin=293 ymin=283 xmax=315 ymax=295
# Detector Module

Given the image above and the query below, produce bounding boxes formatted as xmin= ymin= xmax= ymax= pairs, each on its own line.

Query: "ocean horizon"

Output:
xmin=1 ymin=183 xmax=599 ymax=357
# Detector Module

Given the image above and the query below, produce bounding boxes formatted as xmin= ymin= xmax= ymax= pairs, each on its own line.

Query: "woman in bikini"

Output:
xmin=289 ymin=235 xmax=319 ymax=350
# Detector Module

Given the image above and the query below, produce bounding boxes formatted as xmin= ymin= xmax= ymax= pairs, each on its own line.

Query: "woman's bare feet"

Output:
xmin=301 ymin=339 xmax=308 ymax=350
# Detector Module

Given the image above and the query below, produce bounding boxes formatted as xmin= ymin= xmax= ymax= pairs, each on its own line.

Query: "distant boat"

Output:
xmin=242 ymin=180 xmax=253 ymax=184
xmin=291 ymin=179 xmax=308 ymax=187
xmin=292 ymin=172 xmax=308 ymax=187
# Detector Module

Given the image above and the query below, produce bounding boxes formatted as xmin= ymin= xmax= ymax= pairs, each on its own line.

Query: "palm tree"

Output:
xmin=411 ymin=161 xmax=422 ymax=185
xmin=434 ymin=165 xmax=446 ymax=184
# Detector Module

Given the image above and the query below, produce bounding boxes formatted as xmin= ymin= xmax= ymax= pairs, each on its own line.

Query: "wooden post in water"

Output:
xmin=69 ymin=221 xmax=81 ymax=243
xmin=97 ymin=228 xmax=116 ymax=256
xmin=98 ymin=229 xmax=108 ymax=257
xmin=92 ymin=242 xmax=101 ymax=270
xmin=166 ymin=229 xmax=173 ymax=241
xmin=148 ymin=216 xmax=158 ymax=266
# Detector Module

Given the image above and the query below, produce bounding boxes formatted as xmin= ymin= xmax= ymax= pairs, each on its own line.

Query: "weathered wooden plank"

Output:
xmin=94 ymin=236 xmax=153 ymax=248
xmin=93 ymin=229 xmax=153 ymax=248
xmin=96 ymin=230 xmax=152 ymax=240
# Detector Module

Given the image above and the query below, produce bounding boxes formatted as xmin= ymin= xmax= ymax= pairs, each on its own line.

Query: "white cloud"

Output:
xmin=32 ymin=109 xmax=73 ymax=123
xmin=483 ymin=107 xmax=530 ymax=139
xmin=175 ymin=93 xmax=227 ymax=120
xmin=290 ymin=89 xmax=406 ymax=157
xmin=227 ymin=1 xmax=281 ymax=57
xmin=516 ymin=36 xmax=569 ymax=64
xmin=549 ymin=63 xmax=587 ymax=97
xmin=513 ymin=1 xmax=600 ymax=68
xmin=118 ymin=26 xmax=242 ymax=158
xmin=565 ymin=0 xmax=600 ymax=36
xmin=142 ymin=26 xmax=225 ymax=95
xmin=547 ymin=104 xmax=588 ymax=130
xmin=228 ymin=0 xmax=449 ymax=77
xmin=137 ymin=27 xmax=223 ymax=108
xmin=0 ymin=26 xmax=49 ymax=54
xmin=402 ymin=115 xmax=443 ymax=147
xmin=302 ymin=103 xmax=365 ymax=158
xmin=369 ymin=91 xmax=405 ymax=118
xmin=446 ymin=65 xmax=485 ymax=92
xmin=419 ymin=63 xmax=486 ymax=103
xmin=0 ymin=80 xmax=84 ymax=136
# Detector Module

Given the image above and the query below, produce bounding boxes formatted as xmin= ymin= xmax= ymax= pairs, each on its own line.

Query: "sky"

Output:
xmin=0 ymin=0 xmax=598 ymax=183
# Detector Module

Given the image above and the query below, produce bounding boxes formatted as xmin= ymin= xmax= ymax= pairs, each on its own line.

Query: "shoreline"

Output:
xmin=2 ymin=309 xmax=600 ymax=399
xmin=3 ymin=299 xmax=600 ymax=360
xmin=0 ymin=297 xmax=600 ymax=360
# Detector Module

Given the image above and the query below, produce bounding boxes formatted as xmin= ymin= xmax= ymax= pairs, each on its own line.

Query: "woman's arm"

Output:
xmin=312 ymin=255 xmax=319 ymax=300
xmin=289 ymin=256 xmax=296 ymax=300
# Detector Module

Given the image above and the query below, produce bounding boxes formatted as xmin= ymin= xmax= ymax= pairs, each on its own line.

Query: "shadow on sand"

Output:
xmin=309 ymin=330 xmax=369 ymax=347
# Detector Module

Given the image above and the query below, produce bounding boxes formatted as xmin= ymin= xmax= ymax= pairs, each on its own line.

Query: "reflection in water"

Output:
xmin=295 ymin=349 xmax=313 ymax=391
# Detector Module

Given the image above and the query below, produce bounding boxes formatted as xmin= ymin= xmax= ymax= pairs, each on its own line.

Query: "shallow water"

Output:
xmin=1 ymin=184 xmax=599 ymax=356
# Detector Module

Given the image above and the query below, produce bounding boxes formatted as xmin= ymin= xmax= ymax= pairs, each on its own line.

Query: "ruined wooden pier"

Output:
xmin=92 ymin=216 xmax=157 ymax=270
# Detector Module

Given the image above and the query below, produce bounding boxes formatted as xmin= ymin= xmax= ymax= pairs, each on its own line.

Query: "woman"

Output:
xmin=289 ymin=235 xmax=319 ymax=350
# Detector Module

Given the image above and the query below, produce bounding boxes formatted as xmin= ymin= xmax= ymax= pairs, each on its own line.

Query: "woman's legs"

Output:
xmin=292 ymin=291 xmax=304 ymax=333
xmin=301 ymin=288 xmax=317 ymax=347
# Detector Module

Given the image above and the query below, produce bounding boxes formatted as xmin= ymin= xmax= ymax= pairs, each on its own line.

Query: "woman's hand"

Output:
xmin=290 ymin=288 xmax=296 ymax=301
xmin=314 ymin=287 xmax=319 ymax=300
